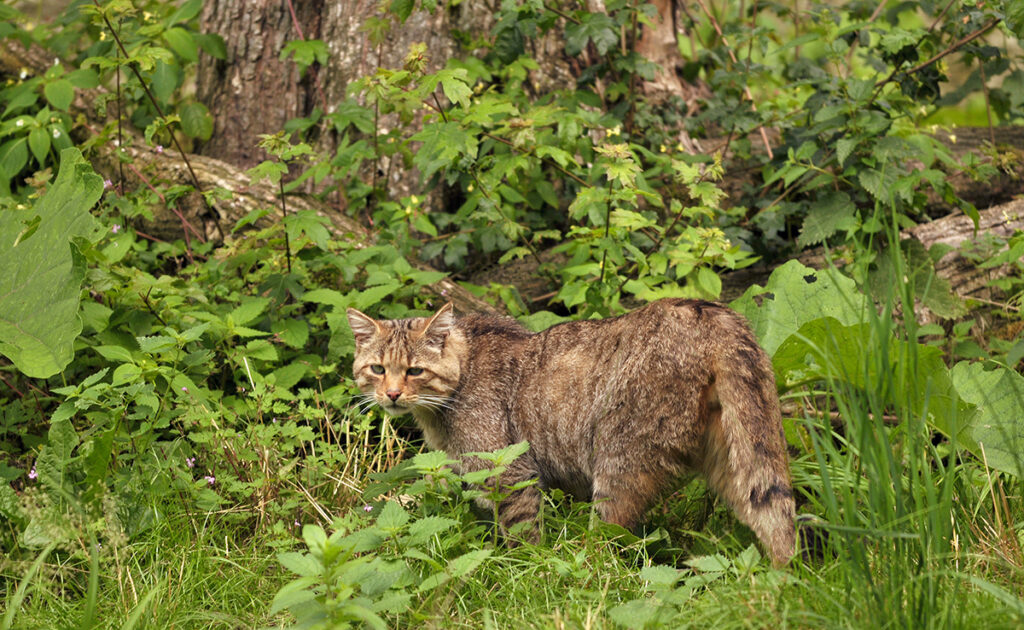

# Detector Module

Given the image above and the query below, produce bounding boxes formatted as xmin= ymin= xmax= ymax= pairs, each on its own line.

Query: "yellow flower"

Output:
xmin=410 ymin=195 xmax=419 ymax=204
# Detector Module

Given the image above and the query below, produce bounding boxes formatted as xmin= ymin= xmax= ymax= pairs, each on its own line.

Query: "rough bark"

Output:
xmin=195 ymin=0 xmax=325 ymax=168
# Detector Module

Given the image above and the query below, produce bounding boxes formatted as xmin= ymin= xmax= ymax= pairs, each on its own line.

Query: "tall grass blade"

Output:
xmin=1 ymin=542 xmax=58 ymax=630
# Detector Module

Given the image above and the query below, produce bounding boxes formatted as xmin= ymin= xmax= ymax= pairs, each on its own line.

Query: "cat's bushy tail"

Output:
xmin=704 ymin=324 xmax=796 ymax=566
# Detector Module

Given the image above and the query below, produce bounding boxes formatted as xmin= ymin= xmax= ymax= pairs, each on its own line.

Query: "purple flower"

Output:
xmin=204 ymin=475 xmax=215 ymax=485
xmin=181 ymin=386 xmax=189 ymax=393
xmin=363 ymin=504 xmax=373 ymax=513
xmin=111 ymin=224 xmax=121 ymax=234
xmin=186 ymin=457 xmax=196 ymax=469
xmin=103 ymin=179 xmax=113 ymax=190
xmin=156 ymin=145 xmax=164 ymax=154
xmin=28 ymin=464 xmax=37 ymax=480
xmin=294 ymin=520 xmax=300 ymax=527
xmin=440 ymin=289 xmax=448 ymax=296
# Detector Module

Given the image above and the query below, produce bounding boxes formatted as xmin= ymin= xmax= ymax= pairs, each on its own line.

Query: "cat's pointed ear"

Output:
xmin=346 ymin=308 xmax=382 ymax=346
xmin=419 ymin=303 xmax=455 ymax=348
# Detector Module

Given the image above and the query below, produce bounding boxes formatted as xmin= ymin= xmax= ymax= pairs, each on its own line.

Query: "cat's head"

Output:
xmin=345 ymin=303 xmax=462 ymax=416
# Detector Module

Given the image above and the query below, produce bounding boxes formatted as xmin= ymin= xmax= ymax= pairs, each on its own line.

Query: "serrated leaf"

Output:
xmin=835 ymin=137 xmax=856 ymax=167
xmin=0 ymin=148 xmax=102 ymax=377
xmin=436 ymin=68 xmax=472 ymax=108
xmin=565 ymin=13 xmax=618 ymax=56
xmin=375 ymin=501 xmax=410 ymax=533
xmin=277 ymin=551 xmax=321 ymax=577
xmin=231 ymin=297 xmax=270 ymax=326
xmin=36 ymin=417 xmax=79 ymax=494
xmin=405 ymin=516 xmax=459 ymax=545
xmin=797 ymin=191 xmax=856 ymax=248
xmin=410 ymin=121 xmax=478 ymax=181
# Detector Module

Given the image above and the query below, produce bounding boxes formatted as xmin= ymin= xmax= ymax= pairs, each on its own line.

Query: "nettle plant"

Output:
xmin=289 ymin=1 xmax=756 ymax=317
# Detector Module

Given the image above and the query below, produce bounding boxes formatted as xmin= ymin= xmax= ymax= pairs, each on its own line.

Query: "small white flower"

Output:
xmin=52 ymin=128 xmax=61 ymax=138
xmin=15 ymin=119 xmax=23 ymax=127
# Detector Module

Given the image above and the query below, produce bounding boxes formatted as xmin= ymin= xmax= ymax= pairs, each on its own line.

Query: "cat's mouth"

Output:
xmin=379 ymin=399 xmax=412 ymax=416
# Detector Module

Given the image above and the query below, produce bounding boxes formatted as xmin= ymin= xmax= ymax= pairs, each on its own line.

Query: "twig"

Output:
xmin=279 ymin=179 xmax=292 ymax=274
xmin=691 ymin=0 xmax=774 ymax=159
xmin=93 ymin=1 xmax=218 ymax=254
xmin=283 ymin=0 xmax=329 ymax=115
xmin=0 ymin=372 xmax=25 ymax=398
xmin=870 ymin=17 xmax=1001 ymax=104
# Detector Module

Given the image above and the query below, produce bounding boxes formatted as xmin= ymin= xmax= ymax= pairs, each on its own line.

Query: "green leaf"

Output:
xmin=0 ymin=148 xmax=102 ymax=377
xmin=180 ymin=102 xmax=213 ymax=141
xmin=565 ymin=12 xmax=618 ymax=56
xmin=36 ymin=417 xmax=79 ymax=494
xmin=231 ymin=297 xmax=270 ymax=326
xmin=389 ymin=0 xmax=415 ymax=22
xmin=151 ymin=60 xmax=180 ymax=104
xmin=43 ymin=79 xmax=74 ymax=111
xmin=410 ymin=121 xmax=478 ymax=181
xmin=436 ymin=68 xmax=472 ymax=108
xmin=277 ymin=551 xmax=321 ymax=577
xmin=376 ymin=501 xmax=410 ymax=531
xmin=168 ymin=0 xmax=202 ymax=24
xmin=0 ymin=137 xmax=28 ymax=179
xmin=797 ymin=191 xmax=856 ymax=248
xmin=951 ymin=362 xmax=1024 ymax=477
xmin=27 ymin=127 xmax=49 ymax=165
xmin=405 ymin=516 xmax=459 ymax=546
xmin=730 ymin=260 xmax=866 ymax=355
xmin=163 ymin=26 xmax=198 ymax=62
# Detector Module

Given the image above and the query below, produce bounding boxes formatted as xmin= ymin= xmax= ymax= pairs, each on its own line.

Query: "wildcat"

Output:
xmin=346 ymin=298 xmax=795 ymax=565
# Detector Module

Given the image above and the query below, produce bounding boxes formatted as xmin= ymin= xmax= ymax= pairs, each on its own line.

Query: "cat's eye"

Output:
xmin=406 ymin=367 xmax=424 ymax=376
xmin=370 ymin=364 xmax=385 ymax=375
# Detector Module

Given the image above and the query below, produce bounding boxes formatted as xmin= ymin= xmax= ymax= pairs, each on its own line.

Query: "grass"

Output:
xmin=3 ymin=260 xmax=1024 ymax=630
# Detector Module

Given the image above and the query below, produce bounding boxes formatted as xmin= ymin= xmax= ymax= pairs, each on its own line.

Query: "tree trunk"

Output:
xmin=195 ymin=0 xmax=325 ymax=168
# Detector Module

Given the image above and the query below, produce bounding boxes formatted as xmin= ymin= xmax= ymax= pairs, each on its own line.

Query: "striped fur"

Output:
xmin=347 ymin=299 xmax=795 ymax=565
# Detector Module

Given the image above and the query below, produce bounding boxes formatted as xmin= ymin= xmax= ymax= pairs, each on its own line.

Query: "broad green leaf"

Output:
xmin=0 ymin=137 xmax=28 ymax=178
xmin=0 ymin=148 xmax=102 ymax=377
xmin=43 ymin=79 xmax=74 ymax=111
xmin=730 ymin=260 xmax=866 ymax=355
xmin=151 ymin=60 xmax=179 ymax=104
xmin=951 ymin=362 xmax=1024 ymax=477
xmin=180 ymin=102 xmax=213 ymax=140
xmin=163 ymin=26 xmax=198 ymax=62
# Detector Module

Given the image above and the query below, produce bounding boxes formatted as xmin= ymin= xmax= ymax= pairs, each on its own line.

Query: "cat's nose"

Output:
xmin=385 ymin=390 xmax=401 ymax=401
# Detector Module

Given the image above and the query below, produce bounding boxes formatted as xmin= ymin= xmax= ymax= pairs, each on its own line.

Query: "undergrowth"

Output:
xmin=2 ymin=0 xmax=1024 ymax=628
